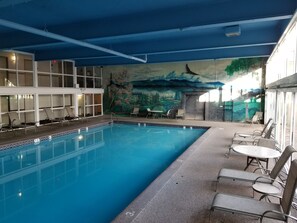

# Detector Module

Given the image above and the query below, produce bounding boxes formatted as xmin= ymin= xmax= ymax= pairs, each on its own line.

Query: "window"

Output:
xmin=285 ymin=92 xmax=293 ymax=147
xmin=77 ymin=66 xmax=102 ymax=89
xmin=37 ymin=60 xmax=74 ymax=87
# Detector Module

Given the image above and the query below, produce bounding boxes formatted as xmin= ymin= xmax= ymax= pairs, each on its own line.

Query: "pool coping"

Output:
xmin=112 ymin=122 xmax=213 ymax=223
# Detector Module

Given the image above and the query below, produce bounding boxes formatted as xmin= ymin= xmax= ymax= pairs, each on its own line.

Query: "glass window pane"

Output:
xmin=0 ymin=56 xmax=8 ymax=69
xmin=52 ymin=75 xmax=62 ymax=87
xmin=18 ymin=72 xmax=33 ymax=86
xmin=285 ymin=92 xmax=293 ymax=147
xmin=23 ymin=58 xmax=33 ymax=71
xmin=27 ymin=95 xmax=34 ymax=110
xmin=51 ymin=61 xmax=62 ymax=74
xmin=94 ymin=94 xmax=101 ymax=104
xmin=0 ymin=70 xmax=8 ymax=86
xmin=94 ymin=67 xmax=101 ymax=77
xmin=18 ymin=54 xmax=33 ymax=71
xmin=77 ymin=77 xmax=85 ymax=88
xmin=292 ymin=93 xmax=297 ymax=163
xmin=1 ymin=96 xmax=8 ymax=112
xmin=94 ymin=78 xmax=101 ymax=88
xmin=86 ymin=78 xmax=93 ymax=88
xmin=85 ymin=106 xmax=93 ymax=116
xmin=86 ymin=67 xmax=93 ymax=76
xmin=77 ymin=67 xmax=84 ymax=76
xmin=38 ymin=74 xmax=50 ymax=87
xmin=8 ymin=53 xmax=17 ymax=70
xmin=39 ymin=95 xmax=51 ymax=108
xmin=63 ymin=61 xmax=73 ymax=74
xmin=64 ymin=94 xmax=72 ymax=106
xmin=85 ymin=94 xmax=93 ymax=105
xmin=94 ymin=105 xmax=102 ymax=116
xmin=52 ymin=95 xmax=63 ymax=107
xmin=20 ymin=111 xmax=35 ymax=123
xmin=7 ymin=72 xmax=17 ymax=87
xmin=9 ymin=95 xmax=18 ymax=111
xmin=38 ymin=61 xmax=50 ymax=73
xmin=64 ymin=75 xmax=73 ymax=88
xmin=276 ymin=92 xmax=285 ymax=149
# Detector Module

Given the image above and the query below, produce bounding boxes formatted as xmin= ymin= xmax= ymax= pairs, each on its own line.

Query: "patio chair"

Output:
xmin=255 ymin=111 xmax=264 ymax=122
xmin=176 ymin=109 xmax=185 ymax=119
xmin=44 ymin=108 xmax=64 ymax=124
xmin=246 ymin=113 xmax=260 ymax=124
xmin=226 ymin=123 xmax=276 ymax=157
xmin=211 ymin=159 xmax=297 ymax=222
xmin=161 ymin=109 xmax=173 ymax=119
xmin=146 ymin=108 xmax=152 ymax=118
xmin=234 ymin=118 xmax=273 ymax=138
xmin=65 ymin=107 xmax=81 ymax=121
xmin=232 ymin=123 xmax=276 ymax=145
xmin=130 ymin=107 xmax=139 ymax=117
xmin=217 ymin=145 xmax=296 ymax=191
xmin=8 ymin=111 xmax=37 ymax=134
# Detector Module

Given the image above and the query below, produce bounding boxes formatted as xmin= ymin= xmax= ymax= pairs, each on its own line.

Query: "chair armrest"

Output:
xmin=254 ymin=176 xmax=285 ymax=188
xmin=261 ymin=210 xmax=297 ymax=221
xmin=253 ymin=130 xmax=262 ymax=135
xmin=253 ymin=176 xmax=274 ymax=184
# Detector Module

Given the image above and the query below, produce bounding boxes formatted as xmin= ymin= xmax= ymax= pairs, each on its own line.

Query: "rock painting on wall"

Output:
xmin=102 ymin=58 xmax=265 ymax=122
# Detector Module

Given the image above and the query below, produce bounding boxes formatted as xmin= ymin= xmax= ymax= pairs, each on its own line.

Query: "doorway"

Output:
xmin=185 ymin=93 xmax=205 ymax=120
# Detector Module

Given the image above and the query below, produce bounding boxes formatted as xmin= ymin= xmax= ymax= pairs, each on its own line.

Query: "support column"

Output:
xmin=34 ymin=93 xmax=40 ymax=126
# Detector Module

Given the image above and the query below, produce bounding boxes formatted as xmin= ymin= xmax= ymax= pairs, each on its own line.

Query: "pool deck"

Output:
xmin=0 ymin=116 xmax=293 ymax=222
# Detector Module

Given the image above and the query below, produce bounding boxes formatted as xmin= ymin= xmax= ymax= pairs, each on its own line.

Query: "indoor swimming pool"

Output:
xmin=0 ymin=123 xmax=207 ymax=223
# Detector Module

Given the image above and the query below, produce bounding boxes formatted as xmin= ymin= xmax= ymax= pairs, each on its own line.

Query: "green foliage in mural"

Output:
xmin=225 ymin=58 xmax=262 ymax=76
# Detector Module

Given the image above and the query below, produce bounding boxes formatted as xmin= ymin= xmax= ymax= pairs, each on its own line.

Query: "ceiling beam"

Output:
xmin=33 ymin=26 xmax=278 ymax=61
xmin=75 ymin=45 xmax=273 ymax=66
xmin=0 ymin=18 xmax=147 ymax=63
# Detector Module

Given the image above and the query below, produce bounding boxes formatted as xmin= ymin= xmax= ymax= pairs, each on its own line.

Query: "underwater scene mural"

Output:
xmin=102 ymin=58 xmax=265 ymax=122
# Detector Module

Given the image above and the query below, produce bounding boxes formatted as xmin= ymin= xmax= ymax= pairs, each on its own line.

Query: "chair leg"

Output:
xmin=224 ymin=147 xmax=232 ymax=158
xmin=208 ymin=210 xmax=213 ymax=223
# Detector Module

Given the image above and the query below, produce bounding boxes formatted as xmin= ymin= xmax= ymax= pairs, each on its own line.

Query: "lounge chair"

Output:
xmin=246 ymin=113 xmax=260 ymax=124
xmin=176 ymin=109 xmax=185 ymax=119
xmin=146 ymin=108 xmax=152 ymax=118
xmin=232 ymin=123 xmax=276 ymax=145
xmin=162 ymin=109 xmax=173 ymax=119
xmin=217 ymin=145 xmax=296 ymax=191
xmin=255 ymin=111 xmax=263 ymax=122
xmin=65 ymin=107 xmax=81 ymax=121
xmin=8 ymin=111 xmax=37 ymax=134
xmin=130 ymin=107 xmax=139 ymax=117
xmin=234 ymin=118 xmax=273 ymax=138
xmin=211 ymin=159 xmax=297 ymax=222
xmin=226 ymin=123 xmax=276 ymax=157
xmin=44 ymin=108 xmax=64 ymax=124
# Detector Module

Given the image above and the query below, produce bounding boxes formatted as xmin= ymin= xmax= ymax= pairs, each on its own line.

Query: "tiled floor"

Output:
xmin=0 ymin=116 xmax=294 ymax=222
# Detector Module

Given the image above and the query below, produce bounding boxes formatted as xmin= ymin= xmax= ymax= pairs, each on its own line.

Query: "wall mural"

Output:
xmin=102 ymin=58 xmax=265 ymax=122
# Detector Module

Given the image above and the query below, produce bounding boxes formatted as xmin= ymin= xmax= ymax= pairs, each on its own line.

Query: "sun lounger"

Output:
xmin=234 ymin=118 xmax=273 ymax=138
xmin=8 ymin=111 xmax=38 ymax=134
xmin=211 ymin=159 xmax=297 ymax=222
xmin=130 ymin=107 xmax=139 ymax=117
xmin=217 ymin=145 xmax=296 ymax=191
xmin=44 ymin=108 xmax=64 ymax=124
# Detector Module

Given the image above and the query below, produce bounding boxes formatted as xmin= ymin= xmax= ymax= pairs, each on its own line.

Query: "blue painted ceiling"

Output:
xmin=0 ymin=0 xmax=296 ymax=66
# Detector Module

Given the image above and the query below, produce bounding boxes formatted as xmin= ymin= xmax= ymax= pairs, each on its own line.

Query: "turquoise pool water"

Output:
xmin=0 ymin=123 xmax=206 ymax=223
